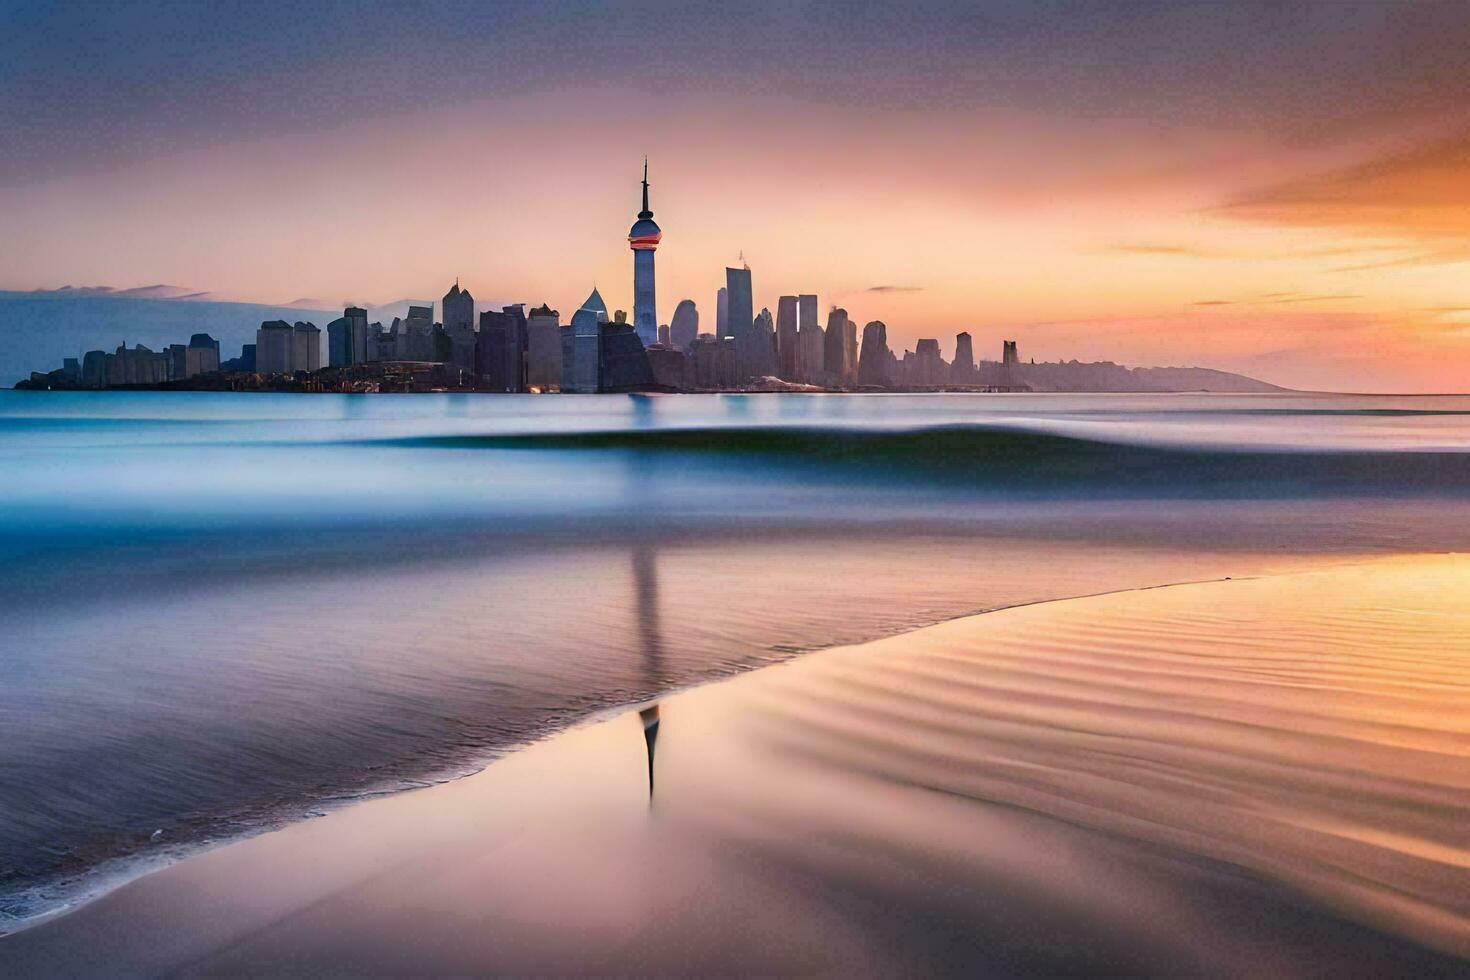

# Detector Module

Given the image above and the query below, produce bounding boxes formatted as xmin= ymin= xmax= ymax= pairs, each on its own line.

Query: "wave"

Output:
xmin=351 ymin=424 xmax=1470 ymax=498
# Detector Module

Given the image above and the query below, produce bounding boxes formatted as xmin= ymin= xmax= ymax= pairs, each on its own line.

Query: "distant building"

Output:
xmin=170 ymin=332 xmax=220 ymax=379
xmin=62 ymin=357 xmax=79 ymax=383
xmin=725 ymin=264 xmax=752 ymax=339
xmin=1003 ymin=340 xmax=1018 ymax=367
xmin=628 ymin=160 xmax=662 ymax=349
xmin=911 ymin=338 xmax=946 ymax=386
xmin=442 ymin=281 xmax=474 ymax=333
xmin=255 ymin=320 xmax=296 ymax=374
xmin=645 ymin=344 xmax=688 ymax=390
xmin=669 ymin=299 xmax=698 ymax=351
xmin=442 ymin=285 xmax=476 ymax=372
xmin=293 ymin=322 xmax=321 ymax=373
xmin=748 ymin=307 xmax=778 ymax=379
xmin=105 ymin=343 xmax=170 ymax=386
xmin=81 ymin=350 xmax=107 ymax=388
xmin=525 ymin=303 xmax=562 ymax=389
xmin=658 ymin=324 xmax=670 ymax=346
xmin=857 ymin=320 xmax=891 ymax=386
xmin=823 ymin=307 xmax=853 ymax=384
xmin=476 ymin=306 xmax=527 ymax=392
xmin=716 ymin=286 xmax=729 ymax=338
xmin=796 ymin=294 xmax=823 ymax=384
xmin=327 ymin=307 xmax=371 ymax=369
xmin=402 ymin=306 xmax=435 ymax=361
xmin=776 ymin=296 xmax=799 ymax=379
xmin=690 ymin=333 xmax=737 ymax=388
xmin=562 ymin=288 xmax=609 ymax=394
xmin=952 ymin=331 xmax=975 ymax=383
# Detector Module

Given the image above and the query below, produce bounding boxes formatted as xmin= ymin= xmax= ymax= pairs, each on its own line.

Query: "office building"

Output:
xmin=476 ymin=306 xmax=528 ymax=392
xmin=776 ymin=295 xmax=799 ymax=379
xmin=525 ymin=303 xmax=562 ymax=389
xmin=858 ymin=320 xmax=891 ymax=386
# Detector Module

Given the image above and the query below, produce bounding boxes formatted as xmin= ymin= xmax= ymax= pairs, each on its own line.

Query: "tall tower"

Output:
xmin=628 ymin=158 xmax=662 ymax=349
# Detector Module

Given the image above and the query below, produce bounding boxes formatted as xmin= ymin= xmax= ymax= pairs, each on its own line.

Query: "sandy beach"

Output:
xmin=4 ymin=554 xmax=1466 ymax=976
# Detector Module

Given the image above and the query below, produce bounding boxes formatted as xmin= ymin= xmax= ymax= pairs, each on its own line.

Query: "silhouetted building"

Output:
xmin=105 ymin=343 xmax=170 ymax=386
xmin=169 ymin=332 xmax=220 ymax=379
xmin=62 ymin=357 xmax=79 ymax=382
xmin=910 ymin=338 xmax=946 ymax=386
xmin=328 ymin=307 xmax=369 ymax=367
xmin=562 ymin=287 xmax=608 ymax=393
xmin=525 ymin=303 xmax=561 ymax=389
xmin=952 ymin=331 xmax=975 ymax=383
xmin=645 ymin=344 xmax=689 ymax=389
xmin=670 ymin=299 xmax=698 ymax=351
xmin=776 ymin=295 xmax=799 ymax=380
xmin=81 ymin=349 xmax=107 ymax=388
xmin=1003 ymin=340 xmax=1018 ymax=367
xmin=823 ymin=307 xmax=854 ymax=384
xmin=443 ymin=281 xmax=474 ymax=332
xmin=716 ymin=286 xmax=729 ymax=338
xmin=628 ymin=160 xmax=661 ymax=349
xmin=690 ymin=333 xmax=736 ymax=388
xmin=600 ymin=310 xmax=656 ymax=392
xmin=476 ymin=306 xmax=527 ymax=392
xmin=796 ymin=293 xmax=823 ymax=384
xmin=858 ymin=320 xmax=891 ymax=386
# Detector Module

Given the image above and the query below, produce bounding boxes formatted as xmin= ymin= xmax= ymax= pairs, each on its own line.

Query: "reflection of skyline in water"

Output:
xmin=634 ymin=542 xmax=664 ymax=799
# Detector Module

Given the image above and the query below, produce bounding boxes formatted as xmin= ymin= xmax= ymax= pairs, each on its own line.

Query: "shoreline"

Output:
xmin=0 ymin=568 xmax=1267 ymax=939
xmin=5 ymin=554 xmax=1465 ymax=974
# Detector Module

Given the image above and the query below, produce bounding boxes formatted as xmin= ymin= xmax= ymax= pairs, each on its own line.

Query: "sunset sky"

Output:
xmin=4 ymin=1 xmax=1470 ymax=391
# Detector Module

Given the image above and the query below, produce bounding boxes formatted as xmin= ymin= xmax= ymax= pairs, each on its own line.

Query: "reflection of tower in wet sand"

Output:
xmin=633 ymin=543 xmax=666 ymax=798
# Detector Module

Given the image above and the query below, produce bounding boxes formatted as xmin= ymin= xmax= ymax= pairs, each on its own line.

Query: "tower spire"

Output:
xmin=639 ymin=157 xmax=652 ymax=220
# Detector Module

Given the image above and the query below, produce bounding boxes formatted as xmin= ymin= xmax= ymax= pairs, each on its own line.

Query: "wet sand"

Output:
xmin=5 ymin=555 xmax=1468 ymax=976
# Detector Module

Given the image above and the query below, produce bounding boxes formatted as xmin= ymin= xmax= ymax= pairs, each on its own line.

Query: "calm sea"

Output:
xmin=4 ymin=390 xmax=1470 ymax=927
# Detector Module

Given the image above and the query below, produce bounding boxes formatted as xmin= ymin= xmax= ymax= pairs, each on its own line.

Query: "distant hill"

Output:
xmin=1001 ymin=360 xmax=1285 ymax=393
xmin=0 ymin=290 xmax=339 ymax=385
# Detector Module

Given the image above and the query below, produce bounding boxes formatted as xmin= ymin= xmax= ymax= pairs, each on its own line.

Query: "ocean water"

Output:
xmin=3 ymin=389 xmax=1470 ymax=930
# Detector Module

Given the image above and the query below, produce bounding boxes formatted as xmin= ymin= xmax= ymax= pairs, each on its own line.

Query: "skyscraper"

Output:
xmin=628 ymin=159 xmax=662 ymax=349
xmin=796 ymin=294 xmax=822 ymax=383
xmin=716 ymin=286 xmax=729 ymax=338
xmin=442 ymin=281 xmax=474 ymax=332
xmin=823 ymin=307 xmax=851 ymax=384
xmin=669 ymin=299 xmax=698 ymax=351
xmin=726 ymin=263 xmax=756 ymax=379
xmin=563 ymin=287 xmax=608 ymax=393
xmin=776 ymin=295 xmax=799 ymax=380
xmin=525 ymin=303 xmax=562 ymax=389
xmin=476 ymin=307 xmax=527 ymax=392
xmin=952 ymin=331 xmax=975 ymax=383
xmin=858 ymin=320 xmax=891 ymax=387
xmin=725 ymin=265 xmax=752 ymax=340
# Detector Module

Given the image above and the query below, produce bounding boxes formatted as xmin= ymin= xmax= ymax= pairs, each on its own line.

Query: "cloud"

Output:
xmin=865 ymin=285 xmax=923 ymax=293
xmin=1192 ymin=300 xmax=1233 ymax=306
xmin=1267 ymin=294 xmax=1363 ymax=304
xmin=1219 ymin=130 xmax=1470 ymax=257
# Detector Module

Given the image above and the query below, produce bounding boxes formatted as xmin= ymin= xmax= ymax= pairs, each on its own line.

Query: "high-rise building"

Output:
xmin=823 ymin=307 xmax=853 ymax=384
xmin=796 ymin=293 xmax=823 ymax=384
xmin=443 ymin=281 xmax=474 ymax=332
xmin=476 ymin=306 xmax=528 ymax=392
xmin=912 ymin=338 xmax=946 ymax=386
xmin=292 ymin=322 xmax=321 ymax=373
xmin=858 ymin=320 xmax=891 ymax=387
xmin=725 ymin=265 xmax=752 ymax=340
xmin=1003 ymin=340 xmax=1019 ymax=366
xmin=256 ymin=320 xmax=296 ymax=374
xmin=525 ymin=303 xmax=562 ymax=389
xmin=669 ymin=299 xmax=698 ymax=351
xmin=562 ymin=287 xmax=609 ymax=394
xmin=747 ymin=307 xmax=777 ymax=379
xmin=776 ymin=295 xmax=799 ymax=379
xmin=952 ymin=332 xmax=975 ymax=383
xmin=716 ymin=286 xmax=729 ymax=338
xmin=628 ymin=159 xmax=662 ymax=349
